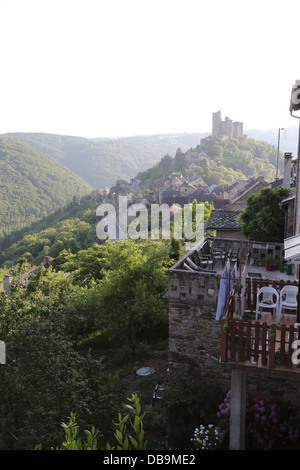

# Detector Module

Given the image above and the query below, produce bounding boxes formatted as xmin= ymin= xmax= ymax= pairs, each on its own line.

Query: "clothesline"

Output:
xmin=216 ymin=250 xmax=250 ymax=321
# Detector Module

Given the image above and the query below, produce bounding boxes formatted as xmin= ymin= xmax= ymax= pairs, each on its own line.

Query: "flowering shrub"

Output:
xmin=246 ymin=396 xmax=300 ymax=450
xmin=216 ymin=390 xmax=231 ymax=425
xmin=216 ymin=390 xmax=300 ymax=450
xmin=191 ymin=424 xmax=220 ymax=450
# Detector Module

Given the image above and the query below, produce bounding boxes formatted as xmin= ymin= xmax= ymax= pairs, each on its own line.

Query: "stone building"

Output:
xmin=165 ymin=237 xmax=300 ymax=418
xmin=223 ymin=176 xmax=268 ymax=212
xmin=212 ymin=110 xmax=246 ymax=140
xmin=205 ymin=210 xmax=244 ymax=239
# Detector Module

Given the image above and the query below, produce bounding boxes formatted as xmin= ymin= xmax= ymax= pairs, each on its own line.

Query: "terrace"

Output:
xmin=167 ymin=237 xmax=300 ymax=376
xmin=167 ymin=237 xmax=293 ymax=306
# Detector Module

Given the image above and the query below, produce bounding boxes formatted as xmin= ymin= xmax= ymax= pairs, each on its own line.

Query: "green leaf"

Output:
xmin=129 ymin=436 xmax=138 ymax=449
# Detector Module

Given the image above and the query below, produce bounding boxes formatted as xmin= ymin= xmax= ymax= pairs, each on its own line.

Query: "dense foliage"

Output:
xmin=238 ymin=187 xmax=292 ymax=242
xmin=35 ymin=394 xmax=148 ymax=450
xmin=0 ymin=136 xmax=92 ymax=238
xmin=0 ymin=239 xmax=170 ymax=449
xmin=0 ymin=191 xmax=101 ymax=266
xmin=217 ymin=390 xmax=300 ymax=450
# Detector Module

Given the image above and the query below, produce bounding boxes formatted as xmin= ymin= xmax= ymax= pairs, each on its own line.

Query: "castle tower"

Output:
xmin=212 ymin=110 xmax=222 ymax=137
xmin=212 ymin=111 xmax=244 ymax=139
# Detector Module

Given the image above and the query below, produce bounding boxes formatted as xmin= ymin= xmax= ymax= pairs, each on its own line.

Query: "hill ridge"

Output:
xmin=0 ymin=135 xmax=92 ymax=238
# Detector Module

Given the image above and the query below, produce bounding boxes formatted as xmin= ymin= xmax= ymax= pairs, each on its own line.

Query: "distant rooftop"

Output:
xmin=206 ymin=211 xmax=242 ymax=231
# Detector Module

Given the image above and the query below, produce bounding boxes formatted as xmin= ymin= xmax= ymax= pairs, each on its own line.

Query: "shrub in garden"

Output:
xmin=216 ymin=390 xmax=231 ymax=425
xmin=216 ymin=390 xmax=300 ymax=450
xmin=246 ymin=397 xmax=300 ymax=450
xmin=190 ymin=424 xmax=220 ymax=450
xmin=35 ymin=394 xmax=148 ymax=450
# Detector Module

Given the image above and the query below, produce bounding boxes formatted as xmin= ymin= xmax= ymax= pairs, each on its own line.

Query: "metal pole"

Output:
xmin=276 ymin=128 xmax=283 ymax=181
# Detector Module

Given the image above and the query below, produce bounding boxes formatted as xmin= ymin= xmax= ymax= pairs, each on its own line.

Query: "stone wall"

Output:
xmin=212 ymin=110 xmax=244 ymax=140
xmin=215 ymin=229 xmax=246 ymax=240
xmin=167 ymin=237 xmax=300 ymax=407
xmin=168 ymin=300 xmax=300 ymax=407
xmin=167 ymin=270 xmax=219 ymax=307
xmin=169 ymin=301 xmax=231 ymax=392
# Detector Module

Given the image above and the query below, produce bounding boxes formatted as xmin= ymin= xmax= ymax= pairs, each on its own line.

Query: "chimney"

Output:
xmin=283 ymin=152 xmax=293 ymax=189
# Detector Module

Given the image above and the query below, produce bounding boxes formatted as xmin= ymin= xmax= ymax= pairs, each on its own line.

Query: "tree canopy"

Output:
xmin=238 ymin=187 xmax=292 ymax=242
xmin=0 ymin=238 xmax=171 ymax=449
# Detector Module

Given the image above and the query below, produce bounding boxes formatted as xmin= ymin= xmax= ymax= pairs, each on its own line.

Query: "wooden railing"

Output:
xmin=220 ymin=319 xmax=300 ymax=371
xmin=223 ymin=278 xmax=299 ymax=320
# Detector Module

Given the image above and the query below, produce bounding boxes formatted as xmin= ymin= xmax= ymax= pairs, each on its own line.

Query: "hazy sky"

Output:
xmin=1 ymin=0 xmax=299 ymax=138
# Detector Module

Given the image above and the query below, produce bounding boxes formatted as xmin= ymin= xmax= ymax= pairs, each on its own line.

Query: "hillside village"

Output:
xmin=161 ymin=111 xmax=300 ymax=451
xmin=106 ymin=111 xmax=296 ymax=241
xmin=4 ymin=0 xmax=300 ymax=456
xmin=95 ymin=112 xmax=300 ymax=451
xmin=1 ymin=110 xmax=300 ymax=452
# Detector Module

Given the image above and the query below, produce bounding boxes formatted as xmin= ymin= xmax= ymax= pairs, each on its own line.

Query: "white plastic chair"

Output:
xmin=278 ymin=285 xmax=298 ymax=321
xmin=255 ymin=287 xmax=279 ymax=321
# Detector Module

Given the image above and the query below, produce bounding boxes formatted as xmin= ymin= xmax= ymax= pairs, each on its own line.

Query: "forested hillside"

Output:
xmin=0 ymin=191 xmax=101 ymax=267
xmin=0 ymin=134 xmax=283 ymax=266
xmin=136 ymin=136 xmax=281 ymax=189
xmin=0 ymin=135 xmax=92 ymax=238
xmin=5 ymin=132 xmax=206 ymax=189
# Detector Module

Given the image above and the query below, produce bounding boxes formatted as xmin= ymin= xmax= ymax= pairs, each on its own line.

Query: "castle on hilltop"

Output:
xmin=212 ymin=110 xmax=247 ymax=140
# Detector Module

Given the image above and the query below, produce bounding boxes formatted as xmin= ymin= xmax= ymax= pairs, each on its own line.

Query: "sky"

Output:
xmin=1 ymin=0 xmax=300 ymax=139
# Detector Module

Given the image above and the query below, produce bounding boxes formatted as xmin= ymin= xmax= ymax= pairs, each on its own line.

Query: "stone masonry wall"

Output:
xmin=168 ymin=300 xmax=300 ymax=408
xmin=169 ymin=302 xmax=231 ymax=392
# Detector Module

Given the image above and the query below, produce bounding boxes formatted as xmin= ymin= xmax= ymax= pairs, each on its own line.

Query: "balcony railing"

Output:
xmin=224 ymin=277 xmax=299 ymax=321
xmin=220 ymin=319 xmax=300 ymax=372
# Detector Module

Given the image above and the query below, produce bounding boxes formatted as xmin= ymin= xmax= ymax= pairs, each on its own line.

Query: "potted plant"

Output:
xmin=279 ymin=263 xmax=285 ymax=273
xmin=264 ymin=255 xmax=279 ymax=271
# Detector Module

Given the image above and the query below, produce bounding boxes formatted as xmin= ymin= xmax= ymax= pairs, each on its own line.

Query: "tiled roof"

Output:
xmin=206 ymin=211 xmax=243 ymax=230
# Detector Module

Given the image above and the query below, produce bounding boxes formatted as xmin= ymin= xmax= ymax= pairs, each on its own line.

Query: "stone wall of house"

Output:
xmin=168 ymin=302 xmax=231 ymax=392
xmin=168 ymin=300 xmax=300 ymax=408
xmin=215 ymin=229 xmax=247 ymax=240
xmin=226 ymin=179 xmax=267 ymax=212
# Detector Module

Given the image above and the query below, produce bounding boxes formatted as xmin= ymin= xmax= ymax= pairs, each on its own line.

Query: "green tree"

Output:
xmin=0 ymin=315 xmax=119 ymax=450
xmin=54 ymin=244 xmax=108 ymax=285
xmin=95 ymin=240 xmax=169 ymax=354
xmin=238 ymin=187 xmax=292 ymax=242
